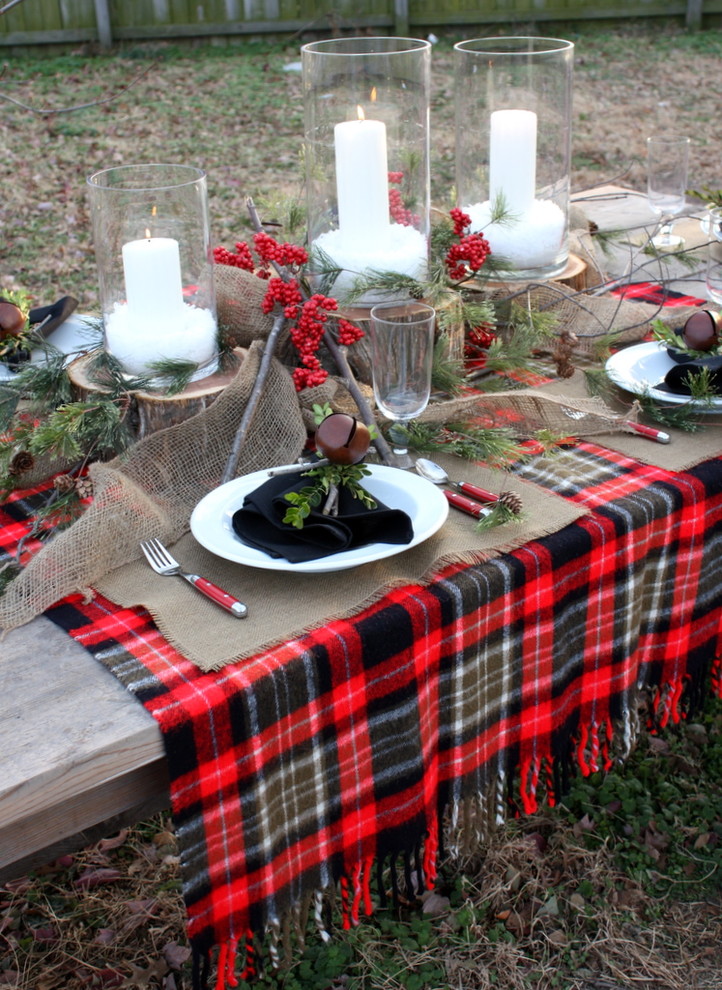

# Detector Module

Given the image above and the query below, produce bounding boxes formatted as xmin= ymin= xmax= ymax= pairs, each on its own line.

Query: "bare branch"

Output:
xmin=0 ymin=62 xmax=156 ymax=115
xmin=0 ymin=0 xmax=27 ymax=14
xmin=221 ymin=313 xmax=286 ymax=485
xmin=244 ymin=197 xmax=398 ymax=466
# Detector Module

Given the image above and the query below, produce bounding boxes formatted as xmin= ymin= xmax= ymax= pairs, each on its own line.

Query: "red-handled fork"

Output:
xmin=140 ymin=538 xmax=247 ymax=618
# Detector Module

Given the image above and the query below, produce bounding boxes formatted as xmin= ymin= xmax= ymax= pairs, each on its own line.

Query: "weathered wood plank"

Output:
xmin=0 ymin=616 xmax=166 ymax=880
xmin=59 ymin=0 xmax=96 ymax=29
xmin=0 ymin=28 xmax=97 ymax=44
xmin=686 ymin=0 xmax=705 ymax=28
xmin=93 ymin=0 xmax=112 ymax=46
xmin=109 ymin=15 xmax=393 ymax=38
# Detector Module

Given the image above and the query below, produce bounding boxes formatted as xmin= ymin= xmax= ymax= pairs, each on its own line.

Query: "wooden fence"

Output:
xmin=0 ymin=0 xmax=718 ymax=49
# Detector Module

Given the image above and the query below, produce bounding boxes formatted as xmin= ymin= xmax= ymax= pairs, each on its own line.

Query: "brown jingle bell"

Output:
xmin=314 ymin=413 xmax=371 ymax=465
xmin=681 ymin=310 xmax=722 ymax=352
xmin=0 ymin=300 xmax=26 ymax=341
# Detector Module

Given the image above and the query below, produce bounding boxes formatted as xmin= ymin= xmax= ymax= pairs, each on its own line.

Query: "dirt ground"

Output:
xmin=0 ymin=23 xmax=720 ymax=310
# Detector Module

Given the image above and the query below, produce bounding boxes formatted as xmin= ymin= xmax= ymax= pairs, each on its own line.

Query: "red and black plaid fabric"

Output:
xmin=611 ymin=281 xmax=707 ymax=308
xmin=3 ymin=439 xmax=721 ymax=987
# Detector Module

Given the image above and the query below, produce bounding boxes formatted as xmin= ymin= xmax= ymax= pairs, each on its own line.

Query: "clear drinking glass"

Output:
xmin=705 ymin=206 xmax=722 ymax=307
xmin=646 ymin=136 xmax=690 ymax=250
xmin=370 ymin=301 xmax=435 ymax=469
xmin=707 ymin=254 xmax=722 ymax=310
xmin=701 ymin=205 xmax=722 ymax=240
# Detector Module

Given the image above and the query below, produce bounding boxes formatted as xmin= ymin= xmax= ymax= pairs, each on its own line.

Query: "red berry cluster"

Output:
xmin=464 ymin=322 xmax=497 ymax=370
xmin=213 ymin=241 xmax=255 ymax=271
xmin=445 ymin=209 xmax=492 ymax=280
xmin=261 ymin=277 xmax=303 ymax=317
xmin=253 ymin=231 xmax=308 ymax=268
xmin=387 ymin=172 xmax=420 ymax=227
xmin=449 ymin=208 xmax=472 ymax=238
xmin=216 ymin=229 xmax=364 ymax=392
xmin=288 ymin=294 xmax=341 ymax=390
xmin=337 ymin=319 xmax=364 ymax=347
xmin=389 ymin=188 xmax=420 ymax=227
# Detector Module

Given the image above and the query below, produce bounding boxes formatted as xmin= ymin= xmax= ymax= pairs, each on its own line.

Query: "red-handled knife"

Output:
xmin=453 ymin=480 xmax=500 ymax=504
xmin=443 ymin=489 xmax=493 ymax=519
xmin=624 ymin=421 xmax=671 ymax=444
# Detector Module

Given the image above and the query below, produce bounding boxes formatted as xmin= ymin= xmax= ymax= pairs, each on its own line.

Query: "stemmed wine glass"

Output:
xmin=369 ymin=301 xmax=436 ymax=470
xmin=646 ymin=135 xmax=690 ymax=250
xmin=706 ymin=213 xmax=722 ymax=308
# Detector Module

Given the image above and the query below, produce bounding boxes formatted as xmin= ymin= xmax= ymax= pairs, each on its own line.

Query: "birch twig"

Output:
xmin=221 ymin=312 xmax=286 ymax=484
xmin=244 ymin=197 xmax=398 ymax=466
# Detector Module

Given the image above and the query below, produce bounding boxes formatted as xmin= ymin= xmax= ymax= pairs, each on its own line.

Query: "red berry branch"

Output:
xmin=445 ymin=208 xmax=492 ymax=282
xmin=219 ymin=198 xmax=395 ymax=482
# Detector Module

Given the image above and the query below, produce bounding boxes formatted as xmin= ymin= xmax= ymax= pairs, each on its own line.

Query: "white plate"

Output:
xmin=605 ymin=340 xmax=722 ymax=411
xmin=0 ymin=314 xmax=100 ymax=381
xmin=190 ymin=463 xmax=449 ymax=574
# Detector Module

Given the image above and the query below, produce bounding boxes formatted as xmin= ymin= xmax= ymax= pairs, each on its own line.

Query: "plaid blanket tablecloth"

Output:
xmin=2 ymin=438 xmax=721 ymax=988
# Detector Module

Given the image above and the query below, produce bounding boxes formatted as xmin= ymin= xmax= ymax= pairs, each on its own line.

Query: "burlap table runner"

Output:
xmin=538 ymin=372 xmax=722 ymax=472
xmin=95 ymin=452 xmax=587 ymax=670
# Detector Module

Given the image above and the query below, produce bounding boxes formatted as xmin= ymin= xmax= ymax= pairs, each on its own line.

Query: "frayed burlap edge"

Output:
xmin=0 ymin=342 xmax=308 ymax=634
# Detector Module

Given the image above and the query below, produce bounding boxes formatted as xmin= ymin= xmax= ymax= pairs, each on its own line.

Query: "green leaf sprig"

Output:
xmin=282 ymin=462 xmax=375 ymax=529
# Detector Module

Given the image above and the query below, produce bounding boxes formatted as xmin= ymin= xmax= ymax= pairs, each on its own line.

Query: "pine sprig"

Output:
xmin=6 ymin=352 xmax=76 ymax=409
xmin=306 ymin=243 xmax=346 ymax=299
xmin=585 ymin=366 xmax=705 ymax=433
xmin=399 ymin=420 xmax=525 ymax=467
xmin=687 ymin=185 xmax=722 ymax=208
xmin=642 ymin=242 xmax=700 ymax=269
xmin=341 ymin=269 xmax=426 ymax=305
xmin=0 ymin=383 xmax=21 ymax=433
xmin=28 ymin=400 xmax=129 ymax=462
xmin=590 ymin=227 xmax=629 ymax=258
xmin=637 ymin=393 xmax=705 ymax=431
xmin=482 ymin=302 xmax=557 ymax=377
xmin=475 ymin=500 xmax=525 ymax=532
xmin=430 ymin=334 xmax=466 ymax=396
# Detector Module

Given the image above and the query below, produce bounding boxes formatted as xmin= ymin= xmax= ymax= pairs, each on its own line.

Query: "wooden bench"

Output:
xmin=0 ymin=617 xmax=168 ymax=882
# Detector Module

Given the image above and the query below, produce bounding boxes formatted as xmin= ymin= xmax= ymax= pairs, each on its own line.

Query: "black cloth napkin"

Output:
xmin=659 ymin=337 xmax=722 ymax=396
xmin=231 ymin=472 xmax=415 ymax=563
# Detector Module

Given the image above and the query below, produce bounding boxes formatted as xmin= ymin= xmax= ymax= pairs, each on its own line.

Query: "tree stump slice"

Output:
xmin=484 ymin=253 xmax=589 ymax=293
xmin=339 ymin=296 xmax=465 ymax=386
xmin=67 ymin=348 xmax=246 ymax=440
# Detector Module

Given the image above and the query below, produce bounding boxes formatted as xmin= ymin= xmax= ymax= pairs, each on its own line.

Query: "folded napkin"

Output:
xmin=232 ymin=472 xmax=414 ymax=563
xmin=660 ymin=346 xmax=722 ymax=396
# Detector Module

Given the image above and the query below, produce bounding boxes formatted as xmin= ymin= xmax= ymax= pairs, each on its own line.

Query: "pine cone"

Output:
xmin=554 ymin=330 xmax=578 ymax=379
xmin=53 ymin=473 xmax=76 ymax=494
xmin=497 ymin=490 xmax=523 ymax=516
xmin=8 ymin=449 xmax=34 ymax=476
xmin=75 ymin=475 xmax=94 ymax=500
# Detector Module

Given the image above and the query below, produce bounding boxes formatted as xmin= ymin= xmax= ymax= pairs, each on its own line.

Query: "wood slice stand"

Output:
xmin=67 ymin=348 xmax=246 ymax=440
xmin=484 ymin=252 xmax=589 ymax=293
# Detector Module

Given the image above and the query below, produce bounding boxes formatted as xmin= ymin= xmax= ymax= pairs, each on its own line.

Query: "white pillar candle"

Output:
xmin=489 ymin=109 xmax=537 ymax=215
xmin=334 ymin=109 xmax=390 ymax=246
xmin=121 ymin=233 xmax=184 ymax=328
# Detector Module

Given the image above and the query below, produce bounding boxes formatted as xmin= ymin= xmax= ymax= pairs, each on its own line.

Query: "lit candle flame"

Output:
xmin=370 ymin=87 xmax=377 ymax=103
xmin=356 ymin=105 xmax=365 ymax=122
xmin=145 ymin=228 xmax=151 ymax=240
